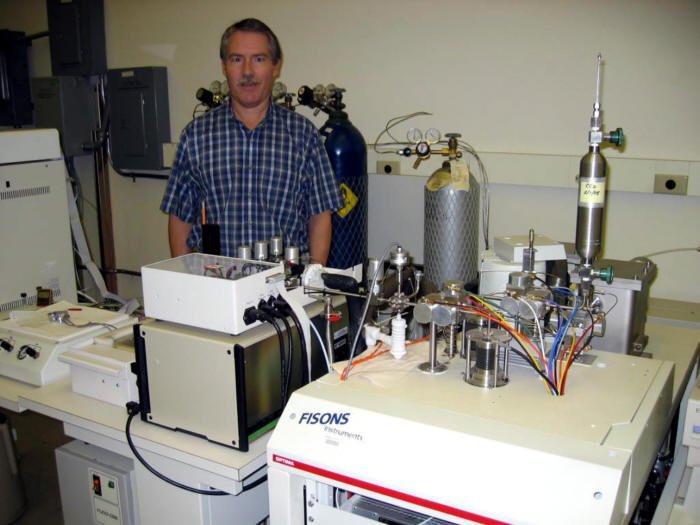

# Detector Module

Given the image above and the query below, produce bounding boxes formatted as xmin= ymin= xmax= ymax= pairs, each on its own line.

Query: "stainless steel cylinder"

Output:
xmin=285 ymin=246 xmax=300 ymax=264
xmin=237 ymin=246 xmax=252 ymax=259
xmin=270 ymin=237 xmax=284 ymax=259
xmin=464 ymin=328 xmax=511 ymax=388
xmin=367 ymin=258 xmax=383 ymax=287
xmin=254 ymin=241 xmax=268 ymax=261
xmin=418 ymin=322 xmax=447 ymax=374
xmin=446 ymin=324 xmax=459 ymax=358
xmin=575 ymin=148 xmax=607 ymax=266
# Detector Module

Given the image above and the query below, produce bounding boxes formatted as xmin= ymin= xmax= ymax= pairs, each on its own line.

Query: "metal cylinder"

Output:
xmin=575 ymin=147 xmax=607 ymax=266
xmin=285 ymin=246 xmax=300 ymax=264
xmin=254 ymin=241 xmax=268 ymax=261
xmin=464 ymin=328 xmax=511 ymax=388
xmin=366 ymin=258 xmax=383 ymax=288
xmin=446 ymin=324 xmax=459 ymax=358
xmin=237 ymin=245 xmax=252 ymax=259
xmin=270 ymin=237 xmax=284 ymax=260
xmin=424 ymin=163 xmax=480 ymax=291
xmin=323 ymin=112 xmax=368 ymax=269
xmin=417 ymin=322 xmax=447 ymax=374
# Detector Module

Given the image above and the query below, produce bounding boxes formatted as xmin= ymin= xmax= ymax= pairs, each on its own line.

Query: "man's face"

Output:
xmin=221 ymin=31 xmax=281 ymax=113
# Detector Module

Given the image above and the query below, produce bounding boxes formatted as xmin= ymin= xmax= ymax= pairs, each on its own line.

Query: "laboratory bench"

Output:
xmin=0 ymin=305 xmax=698 ymax=525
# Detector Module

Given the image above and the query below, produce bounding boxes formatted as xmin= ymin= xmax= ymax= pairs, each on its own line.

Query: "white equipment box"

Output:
xmin=0 ymin=301 xmax=134 ymax=386
xmin=494 ymin=233 xmax=566 ymax=263
xmin=268 ymin=343 xmax=674 ymax=525
xmin=59 ymin=324 xmax=139 ymax=406
xmin=0 ymin=129 xmax=77 ymax=315
xmin=56 ymin=440 xmax=137 ymax=525
xmin=142 ymin=253 xmax=289 ymax=334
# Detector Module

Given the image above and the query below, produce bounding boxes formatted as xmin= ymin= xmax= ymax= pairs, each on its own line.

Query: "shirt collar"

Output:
xmin=226 ymin=98 xmax=278 ymax=131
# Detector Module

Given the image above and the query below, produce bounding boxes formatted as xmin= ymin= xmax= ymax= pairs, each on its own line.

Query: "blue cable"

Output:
xmin=549 ymin=298 xmax=580 ymax=380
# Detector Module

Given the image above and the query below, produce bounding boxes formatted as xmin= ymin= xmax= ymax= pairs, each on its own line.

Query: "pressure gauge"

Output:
xmin=425 ymin=128 xmax=441 ymax=143
xmin=272 ymin=81 xmax=287 ymax=100
xmin=209 ymin=80 xmax=222 ymax=94
xmin=407 ymin=128 xmax=423 ymax=143
xmin=416 ymin=141 xmax=431 ymax=157
xmin=313 ymin=84 xmax=326 ymax=102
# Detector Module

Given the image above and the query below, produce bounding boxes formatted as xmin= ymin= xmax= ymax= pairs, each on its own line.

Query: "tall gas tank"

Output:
xmin=423 ymin=160 xmax=479 ymax=292
xmin=320 ymin=110 xmax=367 ymax=269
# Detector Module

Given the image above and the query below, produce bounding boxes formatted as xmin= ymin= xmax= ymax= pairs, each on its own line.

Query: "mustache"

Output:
xmin=237 ymin=76 xmax=261 ymax=87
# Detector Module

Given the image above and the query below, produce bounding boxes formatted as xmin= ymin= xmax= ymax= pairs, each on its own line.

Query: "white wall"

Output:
xmin=3 ymin=0 xmax=698 ymax=302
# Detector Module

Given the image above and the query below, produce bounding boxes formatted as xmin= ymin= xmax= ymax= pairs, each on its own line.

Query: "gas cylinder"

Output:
xmin=423 ymin=160 xmax=480 ymax=292
xmin=320 ymin=110 xmax=367 ymax=269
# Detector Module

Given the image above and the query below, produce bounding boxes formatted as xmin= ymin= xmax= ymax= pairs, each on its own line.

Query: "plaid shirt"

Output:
xmin=161 ymin=101 xmax=343 ymax=256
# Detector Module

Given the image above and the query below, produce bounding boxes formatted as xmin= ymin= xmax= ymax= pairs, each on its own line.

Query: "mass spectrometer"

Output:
xmin=265 ymin=55 xmax=692 ymax=525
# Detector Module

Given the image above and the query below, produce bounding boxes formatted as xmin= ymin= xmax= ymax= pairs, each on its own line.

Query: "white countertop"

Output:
xmin=17 ymin=377 xmax=269 ymax=482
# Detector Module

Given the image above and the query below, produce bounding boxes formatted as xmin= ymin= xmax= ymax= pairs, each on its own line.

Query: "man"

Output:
xmin=161 ymin=18 xmax=343 ymax=265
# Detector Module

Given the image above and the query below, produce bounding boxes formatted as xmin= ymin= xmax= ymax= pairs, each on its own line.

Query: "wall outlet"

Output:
xmin=376 ymin=160 xmax=400 ymax=175
xmin=654 ymin=174 xmax=688 ymax=195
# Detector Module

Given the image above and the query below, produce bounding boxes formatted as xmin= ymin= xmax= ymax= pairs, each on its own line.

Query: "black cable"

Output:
xmin=125 ymin=405 xmax=226 ymax=495
xmin=255 ymin=309 xmax=287 ymax=403
xmin=260 ymin=302 xmax=293 ymax=403
xmin=509 ymin=347 xmax=559 ymax=395
xmin=274 ymin=296 xmax=309 ymax=385
xmin=124 ymin=403 xmax=267 ymax=495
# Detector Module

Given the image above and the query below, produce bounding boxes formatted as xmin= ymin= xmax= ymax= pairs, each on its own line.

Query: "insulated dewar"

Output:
xmin=298 ymin=412 xmax=350 ymax=425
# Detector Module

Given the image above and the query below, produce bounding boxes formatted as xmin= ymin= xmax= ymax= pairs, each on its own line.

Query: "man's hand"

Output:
xmin=308 ymin=210 xmax=332 ymax=265
xmin=168 ymin=214 xmax=194 ymax=257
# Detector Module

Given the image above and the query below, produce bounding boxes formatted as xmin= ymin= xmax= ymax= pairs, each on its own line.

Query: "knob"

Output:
xmin=598 ymin=265 xmax=614 ymax=285
xmin=18 ymin=345 xmax=39 ymax=360
xmin=608 ymin=128 xmax=624 ymax=147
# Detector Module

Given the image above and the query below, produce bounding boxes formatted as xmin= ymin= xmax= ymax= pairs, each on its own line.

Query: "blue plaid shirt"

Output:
xmin=161 ymin=102 xmax=343 ymax=256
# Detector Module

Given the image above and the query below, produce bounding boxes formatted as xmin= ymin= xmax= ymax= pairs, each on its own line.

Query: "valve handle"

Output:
xmin=608 ymin=127 xmax=624 ymax=147
xmin=598 ymin=265 xmax=614 ymax=284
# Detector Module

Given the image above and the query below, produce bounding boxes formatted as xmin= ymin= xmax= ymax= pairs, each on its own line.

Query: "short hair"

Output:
xmin=219 ymin=18 xmax=282 ymax=64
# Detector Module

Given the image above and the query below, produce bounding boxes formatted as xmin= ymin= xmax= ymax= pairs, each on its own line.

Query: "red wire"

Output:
xmin=457 ymin=306 xmax=547 ymax=363
xmin=559 ymin=319 xmax=597 ymax=394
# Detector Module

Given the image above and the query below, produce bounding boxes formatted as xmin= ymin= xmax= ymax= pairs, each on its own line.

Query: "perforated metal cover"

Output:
xmin=423 ymin=173 xmax=479 ymax=290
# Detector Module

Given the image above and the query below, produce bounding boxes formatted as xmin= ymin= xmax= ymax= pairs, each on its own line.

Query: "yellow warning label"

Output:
xmin=336 ymin=183 xmax=358 ymax=218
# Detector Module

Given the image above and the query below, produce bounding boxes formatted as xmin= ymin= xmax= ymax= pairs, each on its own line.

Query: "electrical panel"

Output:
xmin=107 ymin=67 xmax=171 ymax=171
xmin=0 ymin=30 xmax=32 ymax=126
xmin=32 ymin=76 xmax=97 ymax=157
xmin=46 ymin=0 xmax=107 ymax=76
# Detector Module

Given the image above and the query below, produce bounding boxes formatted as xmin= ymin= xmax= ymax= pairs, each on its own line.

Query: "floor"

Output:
xmin=5 ymin=410 xmax=69 ymax=525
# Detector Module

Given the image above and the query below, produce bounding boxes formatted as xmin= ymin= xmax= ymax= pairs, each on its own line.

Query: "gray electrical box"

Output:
xmin=32 ymin=76 xmax=97 ymax=157
xmin=107 ymin=67 xmax=171 ymax=171
xmin=47 ymin=0 xmax=107 ymax=76
xmin=55 ymin=440 xmax=137 ymax=525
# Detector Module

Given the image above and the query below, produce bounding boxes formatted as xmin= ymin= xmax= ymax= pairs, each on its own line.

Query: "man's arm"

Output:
xmin=308 ymin=210 xmax=332 ymax=265
xmin=168 ymin=214 xmax=194 ymax=257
